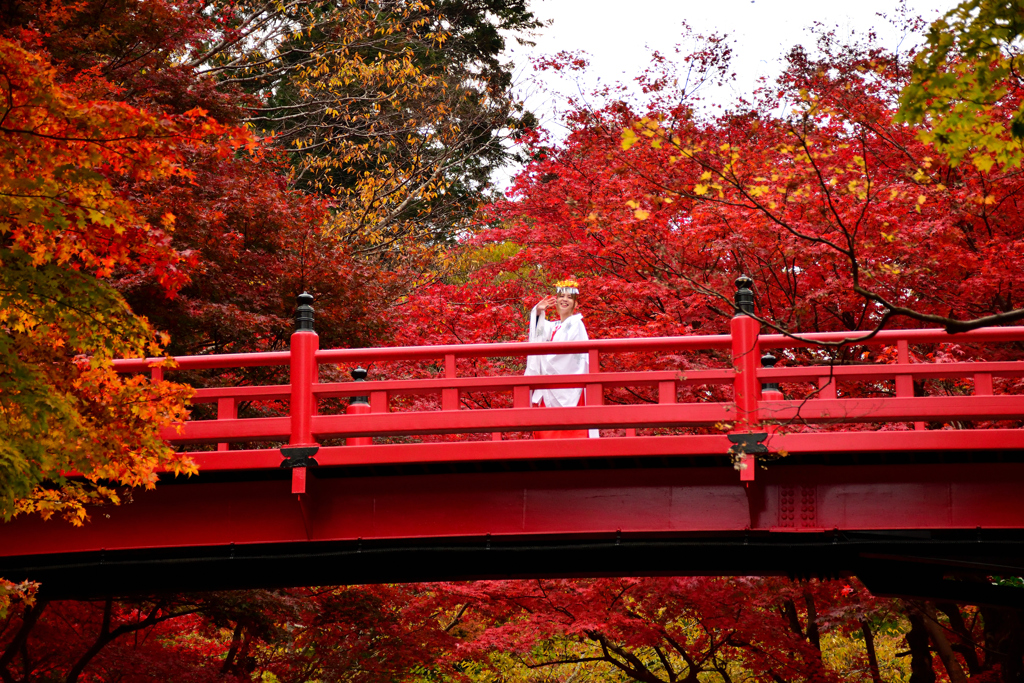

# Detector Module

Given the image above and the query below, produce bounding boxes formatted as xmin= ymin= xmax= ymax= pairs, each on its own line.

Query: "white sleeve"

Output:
xmin=528 ymin=305 xmax=551 ymax=343
xmin=538 ymin=317 xmax=588 ymax=376
xmin=525 ymin=306 xmax=547 ymax=377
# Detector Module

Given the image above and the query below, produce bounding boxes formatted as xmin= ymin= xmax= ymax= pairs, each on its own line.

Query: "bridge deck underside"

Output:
xmin=3 ymin=457 xmax=1024 ymax=600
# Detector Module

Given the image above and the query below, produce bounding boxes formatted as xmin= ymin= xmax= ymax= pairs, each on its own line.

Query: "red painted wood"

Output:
xmin=145 ymin=324 xmax=1024 ymax=452
xmin=289 ymin=330 xmax=319 ymax=446
xmin=817 ymin=375 xmax=837 ymax=399
xmin=3 ymin=464 xmax=1023 ymax=559
xmin=216 ymin=397 xmax=237 ymax=452
xmin=309 ymin=370 xmax=731 ymax=400
xmin=192 ymin=385 xmax=290 ymax=402
xmin=308 ymin=404 xmax=732 ymax=440
xmin=176 ymin=429 xmax=1024 ymax=473
xmin=113 ymin=327 xmax=1024 ymax=375
xmin=114 ymin=351 xmax=291 ymax=372
xmin=730 ymin=314 xmax=761 ymax=480
xmin=730 ymin=314 xmax=761 ymax=432
xmin=346 ymin=401 xmax=372 ymax=446
xmin=314 ymin=335 xmax=735 ymax=365
xmin=759 ymin=395 xmax=1024 ymax=423
xmin=291 ymin=466 xmax=306 ymax=495
xmin=975 ymin=372 xmax=994 ymax=396
xmin=758 ymin=326 xmax=1024 ymax=348
xmin=166 ymin=416 xmax=291 ymax=443
xmin=761 ymin=362 xmax=1024 ymax=384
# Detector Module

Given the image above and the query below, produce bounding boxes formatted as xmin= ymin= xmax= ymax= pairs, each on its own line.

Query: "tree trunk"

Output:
xmin=780 ymin=599 xmax=803 ymax=639
xmin=221 ymin=622 xmax=244 ymax=675
xmin=803 ymin=589 xmax=821 ymax=653
xmin=0 ymin=599 xmax=47 ymax=683
xmin=935 ymin=602 xmax=981 ymax=675
xmin=860 ymin=618 xmax=884 ymax=683
xmin=65 ymin=599 xmax=116 ymax=683
xmin=979 ymin=605 xmax=1024 ymax=683
xmin=920 ymin=602 xmax=969 ymax=683
xmin=906 ymin=606 xmax=936 ymax=683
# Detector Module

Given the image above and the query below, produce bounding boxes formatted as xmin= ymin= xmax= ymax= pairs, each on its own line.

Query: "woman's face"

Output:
xmin=555 ymin=293 xmax=576 ymax=317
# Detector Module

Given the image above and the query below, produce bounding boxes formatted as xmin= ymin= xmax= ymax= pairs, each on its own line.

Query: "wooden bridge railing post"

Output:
xmin=729 ymin=275 xmax=764 ymax=482
xmin=281 ymin=292 xmax=320 ymax=494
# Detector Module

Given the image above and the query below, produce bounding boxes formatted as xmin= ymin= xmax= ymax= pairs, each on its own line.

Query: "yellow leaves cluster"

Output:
xmin=625 ymin=200 xmax=650 ymax=220
xmin=275 ymin=6 xmax=492 ymax=268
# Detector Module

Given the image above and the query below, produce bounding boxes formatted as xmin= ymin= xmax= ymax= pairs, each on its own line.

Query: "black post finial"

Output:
xmin=295 ymin=292 xmax=314 ymax=331
xmin=761 ymin=352 xmax=780 ymax=392
xmin=734 ymin=275 xmax=755 ymax=315
xmin=350 ymin=366 xmax=369 ymax=405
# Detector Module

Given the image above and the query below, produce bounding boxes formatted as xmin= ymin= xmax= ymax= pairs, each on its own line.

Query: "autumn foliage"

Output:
xmin=6 ymin=577 xmax=1021 ymax=682
xmin=3 ymin=1 xmax=1024 ymax=681
xmin=0 ymin=35 xmax=217 ymax=524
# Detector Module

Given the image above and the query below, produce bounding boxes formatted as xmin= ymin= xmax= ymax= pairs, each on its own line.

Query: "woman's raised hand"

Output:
xmin=536 ymin=295 xmax=556 ymax=312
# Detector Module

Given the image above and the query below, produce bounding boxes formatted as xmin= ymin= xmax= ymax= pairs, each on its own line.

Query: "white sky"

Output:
xmin=500 ymin=0 xmax=955 ymax=155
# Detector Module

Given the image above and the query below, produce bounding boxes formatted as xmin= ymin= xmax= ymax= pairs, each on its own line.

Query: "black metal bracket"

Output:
xmin=727 ymin=432 xmax=769 ymax=457
xmin=280 ymin=445 xmax=319 ymax=469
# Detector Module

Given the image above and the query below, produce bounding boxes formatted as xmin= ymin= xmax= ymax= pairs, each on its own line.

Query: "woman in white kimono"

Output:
xmin=525 ymin=279 xmax=598 ymax=438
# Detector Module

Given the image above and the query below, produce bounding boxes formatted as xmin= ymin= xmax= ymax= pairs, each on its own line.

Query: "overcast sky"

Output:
xmin=500 ymin=0 xmax=956 ymax=144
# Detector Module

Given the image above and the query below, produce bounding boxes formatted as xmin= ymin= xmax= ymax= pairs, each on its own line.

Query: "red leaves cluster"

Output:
xmin=446 ymin=26 xmax=1024 ymax=345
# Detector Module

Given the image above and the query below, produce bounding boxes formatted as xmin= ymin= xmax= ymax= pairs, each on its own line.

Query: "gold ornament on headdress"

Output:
xmin=554 ymin=279 xmax=580 ymax=296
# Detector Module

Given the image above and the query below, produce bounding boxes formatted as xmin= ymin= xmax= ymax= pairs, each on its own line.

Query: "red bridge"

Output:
xmin=2 ymin=280 xmax=1024 ymax=605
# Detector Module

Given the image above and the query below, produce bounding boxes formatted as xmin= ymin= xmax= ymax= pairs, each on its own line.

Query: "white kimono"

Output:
xmin=525 ymin=306 xmax=599 ymax=437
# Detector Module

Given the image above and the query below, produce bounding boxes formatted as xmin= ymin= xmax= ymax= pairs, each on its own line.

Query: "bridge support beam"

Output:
xmin=3 ymin=462 xmax=1024 ymax=598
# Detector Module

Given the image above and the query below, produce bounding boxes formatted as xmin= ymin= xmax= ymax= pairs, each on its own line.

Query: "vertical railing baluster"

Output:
xmin=817 ymin=375 xmax=837 ymax=399
xmin=975 ymin=372 xmax=993 ymax=396
xmin=896 ymin=339 xmax=924 ymax=430
xmin=442 ymin=353 xmax=458 ymax=411
xmin=217 ymin=397 xmax=237 ymax=452
xmin=585 ymin=348 xmax=603 ymax=406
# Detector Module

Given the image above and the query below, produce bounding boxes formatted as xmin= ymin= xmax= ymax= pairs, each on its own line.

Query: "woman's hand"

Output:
xmin=536 ymin=295 xmax=556 ymax=312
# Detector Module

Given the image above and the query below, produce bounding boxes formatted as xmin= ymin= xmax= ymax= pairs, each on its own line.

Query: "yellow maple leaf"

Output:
xmin=621 ymin=128 xmax=638 ymax=150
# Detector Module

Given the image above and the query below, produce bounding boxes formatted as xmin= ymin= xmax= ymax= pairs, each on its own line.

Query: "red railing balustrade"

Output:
xmin=113 ymin=279 xmax=1024 ymax=493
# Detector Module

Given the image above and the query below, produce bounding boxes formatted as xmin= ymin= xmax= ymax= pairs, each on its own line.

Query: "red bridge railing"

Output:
xmin=114 ymin=279 xmax=1024 ymax=494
